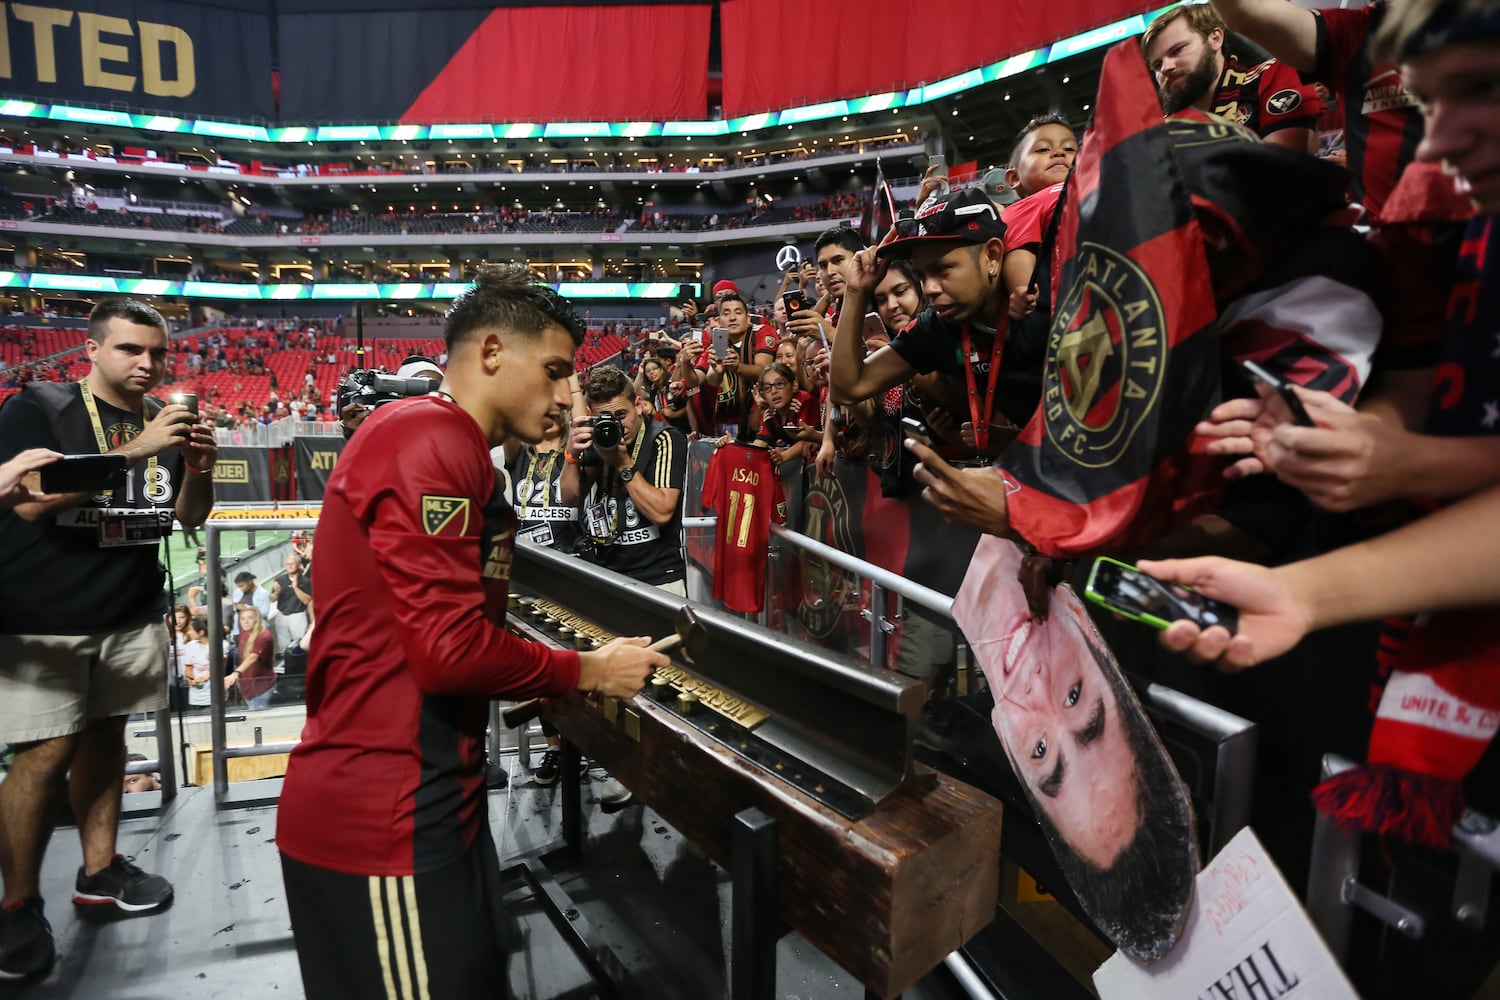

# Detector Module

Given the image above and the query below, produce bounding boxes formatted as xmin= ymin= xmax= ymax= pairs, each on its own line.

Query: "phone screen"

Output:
xmin=39 ymin=454 xmax=127 ymax=494
xmin=1086 ymin=559 xmax=1238 ymax=632
xmin=711 ymin=327 xmax=730 ymax=360
xmin=782 ymin=290 xmax=805 ymax=316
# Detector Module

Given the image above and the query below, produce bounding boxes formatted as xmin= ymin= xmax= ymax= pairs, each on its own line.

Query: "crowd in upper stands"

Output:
xmin=0 ymin=132 xmax=920 ymax=180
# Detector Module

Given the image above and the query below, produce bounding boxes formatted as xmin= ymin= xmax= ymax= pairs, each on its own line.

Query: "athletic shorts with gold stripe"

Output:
xmin=281 ymin=829 xmax=514 ymax=1000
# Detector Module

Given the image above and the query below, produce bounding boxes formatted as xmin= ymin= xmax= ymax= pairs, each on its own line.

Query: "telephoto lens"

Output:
xmin=592 ymin=412 xmax=624 ymax=450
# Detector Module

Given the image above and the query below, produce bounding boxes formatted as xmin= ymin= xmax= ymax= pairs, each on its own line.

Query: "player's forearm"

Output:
xmin=1281 ymin=483 xmax=1500 ymax=630
xmin=392 ymin=590 xmax=581 ymax=698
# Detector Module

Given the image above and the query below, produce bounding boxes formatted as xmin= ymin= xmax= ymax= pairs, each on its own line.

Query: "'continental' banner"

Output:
xmin=0 ymin=1 xmax=274 ymax=120
xmin=206 ymin=506 xmax=321 ymax=522
xmin=294 ymin=436 xmax=343 ymax=501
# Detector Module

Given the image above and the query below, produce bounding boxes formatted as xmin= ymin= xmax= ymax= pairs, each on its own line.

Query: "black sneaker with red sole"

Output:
xmin=73 ymin=855 xmax=173 ymax=914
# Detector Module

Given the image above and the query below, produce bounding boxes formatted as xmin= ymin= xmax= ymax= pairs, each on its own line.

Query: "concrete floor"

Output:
xmin=7 ymin=752 xmax=977 ymax=1000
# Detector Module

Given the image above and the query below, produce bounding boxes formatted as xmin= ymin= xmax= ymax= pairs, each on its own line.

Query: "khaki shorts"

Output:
xmin=0 ymin=621 xmax=170 ymax=743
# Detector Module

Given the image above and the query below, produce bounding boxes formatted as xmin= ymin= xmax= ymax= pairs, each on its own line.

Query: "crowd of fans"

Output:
xmin=0 ymin=0 xmax=1495 ymax=993
xmin=4 ymin=191 xmax=865 ymax=242
xmin=0 ymin=131 xmax=921 ymax=180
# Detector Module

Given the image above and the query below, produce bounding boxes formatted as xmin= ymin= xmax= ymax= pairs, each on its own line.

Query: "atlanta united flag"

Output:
xmin=1001 ymin=40 xmax=1223 ymax=558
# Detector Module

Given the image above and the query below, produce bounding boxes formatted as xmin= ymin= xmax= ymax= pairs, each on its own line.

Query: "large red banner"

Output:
xmin=719 ymin=0 xmax=1155 ymax=116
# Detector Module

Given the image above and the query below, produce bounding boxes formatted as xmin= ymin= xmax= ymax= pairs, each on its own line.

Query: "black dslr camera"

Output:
xmin=589 ymin=412 xmax=625 ymax=451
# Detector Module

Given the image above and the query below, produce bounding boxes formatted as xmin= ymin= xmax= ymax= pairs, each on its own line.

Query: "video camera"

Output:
xmin=339 ymin=369 xmax=439 ymax=409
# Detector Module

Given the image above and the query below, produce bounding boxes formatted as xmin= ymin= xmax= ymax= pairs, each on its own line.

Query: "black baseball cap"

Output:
xmin=878 ymin=187 xmax=1006 ymax=259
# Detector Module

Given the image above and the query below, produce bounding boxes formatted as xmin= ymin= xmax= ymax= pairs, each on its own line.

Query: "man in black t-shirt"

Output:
xmin=0 ymin=299 xmax=218 ymax=982
xmin=269 ymin=552 xmax=313 ymax=656
xmin=830 ymin=187 xmax=1044 ymax=458
xmin=563 ymin=367 xmax=687 ymax=592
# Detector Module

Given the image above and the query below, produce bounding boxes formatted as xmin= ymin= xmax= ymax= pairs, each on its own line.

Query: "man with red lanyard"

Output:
xmin=829 ymin=188 xmax=1043 ymax=462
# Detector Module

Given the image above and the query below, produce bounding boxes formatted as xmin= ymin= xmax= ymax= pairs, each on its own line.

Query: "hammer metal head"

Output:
xmin=675 ymin=605 xmax=708 ymax=663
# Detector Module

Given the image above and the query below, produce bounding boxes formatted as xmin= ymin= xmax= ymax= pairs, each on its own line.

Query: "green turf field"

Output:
xmin=163 ymin=529 xmax=290 ymax=592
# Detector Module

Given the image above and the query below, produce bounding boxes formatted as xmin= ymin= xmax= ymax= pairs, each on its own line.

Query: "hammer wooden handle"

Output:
xmin=647 ymin=633 xmax=684 ymax=654
xmin=502 ymin=633 xmax=681 ymax=728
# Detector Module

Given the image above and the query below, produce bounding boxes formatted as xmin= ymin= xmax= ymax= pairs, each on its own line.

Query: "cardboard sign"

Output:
xmin=1094 ymin=828 xmax=1358 ymax=999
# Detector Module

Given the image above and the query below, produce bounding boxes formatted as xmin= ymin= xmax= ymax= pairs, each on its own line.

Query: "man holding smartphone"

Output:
xmin=0 ymin=299 xmax=217 ymax=982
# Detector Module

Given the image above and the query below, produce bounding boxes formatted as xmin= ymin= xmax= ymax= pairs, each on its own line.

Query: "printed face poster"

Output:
xmin=1094 ymin=827 xmax=1359 ymax=999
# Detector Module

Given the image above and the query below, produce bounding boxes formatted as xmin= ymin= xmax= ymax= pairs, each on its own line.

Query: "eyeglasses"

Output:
xmin=761 ymin=381 xmax=790 ymax=391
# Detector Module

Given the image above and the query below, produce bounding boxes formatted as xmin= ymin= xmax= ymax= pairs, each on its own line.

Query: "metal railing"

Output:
xmin=212 ymin=417 xmax=343 ymax=446
xmin=684 ymin=514 xmax=1258 ymax=857
xmin=204 ymin=508 xmax=322 ymax=807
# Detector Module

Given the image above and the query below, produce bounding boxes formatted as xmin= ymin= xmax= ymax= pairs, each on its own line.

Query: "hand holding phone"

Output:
xmin=39 ymin=454 xmax=128 ymax=494
xmin=1085 ymin=556 xmax=1239 ymax=633
xmin=1241 ymin=360 xmax=1313 ymax=427
xmin=901 ymin=416 xmax=932 ymax=448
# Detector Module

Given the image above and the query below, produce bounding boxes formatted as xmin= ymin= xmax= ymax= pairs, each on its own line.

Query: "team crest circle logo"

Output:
xmin=1043 ymin=241 xmax=1168 ymax=469
xmin=106 ymin=423 xmax=137 ymax=449
xmin=1266 ymin=88 xmax=1302 ymax=115
xmin=796 ymin=473 xmax=858 ymax=639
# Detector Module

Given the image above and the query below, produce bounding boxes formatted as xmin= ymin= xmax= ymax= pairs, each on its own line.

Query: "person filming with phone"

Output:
xmin=0 ymin=299 xmax=218 ymax=980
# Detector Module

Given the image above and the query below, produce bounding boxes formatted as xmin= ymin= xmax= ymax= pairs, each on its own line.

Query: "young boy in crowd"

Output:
xmin=999 ymin=115 xmax=1081 ymax=320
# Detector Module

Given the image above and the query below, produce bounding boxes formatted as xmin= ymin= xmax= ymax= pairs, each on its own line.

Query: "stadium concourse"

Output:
xmin=4 ymin=0 xmax=1500 ymax=998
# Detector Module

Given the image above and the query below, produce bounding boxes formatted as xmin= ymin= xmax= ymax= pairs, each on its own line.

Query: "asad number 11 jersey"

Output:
xmin=701 ymin=444 xmax=786 ymax=614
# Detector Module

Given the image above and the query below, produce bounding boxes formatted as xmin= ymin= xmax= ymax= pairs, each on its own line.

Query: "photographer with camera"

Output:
xmin=561 ymin=366 xmax=687 ymax=594
xmin=335 ymin=355 xmax=443 ymax=437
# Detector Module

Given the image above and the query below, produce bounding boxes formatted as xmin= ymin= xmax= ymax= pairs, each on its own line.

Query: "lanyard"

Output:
xmin=601 ymin=429 xmax=648 ymax=540
xmin=80 ymin=379 xmax=154 ymax=500
xmin=959 ymin=323 xmax=1004 ymax=454
xmin=519 ymin=448 xmax=559 ymax=516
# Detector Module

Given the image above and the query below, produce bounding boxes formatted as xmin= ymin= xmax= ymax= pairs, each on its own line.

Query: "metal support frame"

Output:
xmin=1307 ymin=753 xmax=1500 ymax=971
xmin=560 ymin=738 xmax=584 ymax=861
xmin=499 ymin=853 xmax=625 ymax=1000
xmin=731 ymin=808 xmax=781 ymax=1000
xmin=204 ymin=509 xmax=320 ymax=808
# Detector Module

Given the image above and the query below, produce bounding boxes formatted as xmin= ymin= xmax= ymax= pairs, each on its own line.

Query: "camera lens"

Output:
xmin=593 ymin=413 xmax=623 ymax=450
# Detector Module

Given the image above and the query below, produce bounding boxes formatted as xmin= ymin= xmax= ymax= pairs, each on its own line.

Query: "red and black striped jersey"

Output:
xmin=1314 ymin=3 xmax=1424 ymax=222
xmin=1211 ymin=57 xmax=1323 ymax=140
xmin=278 ymin=396 xmax=580 ymax=876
